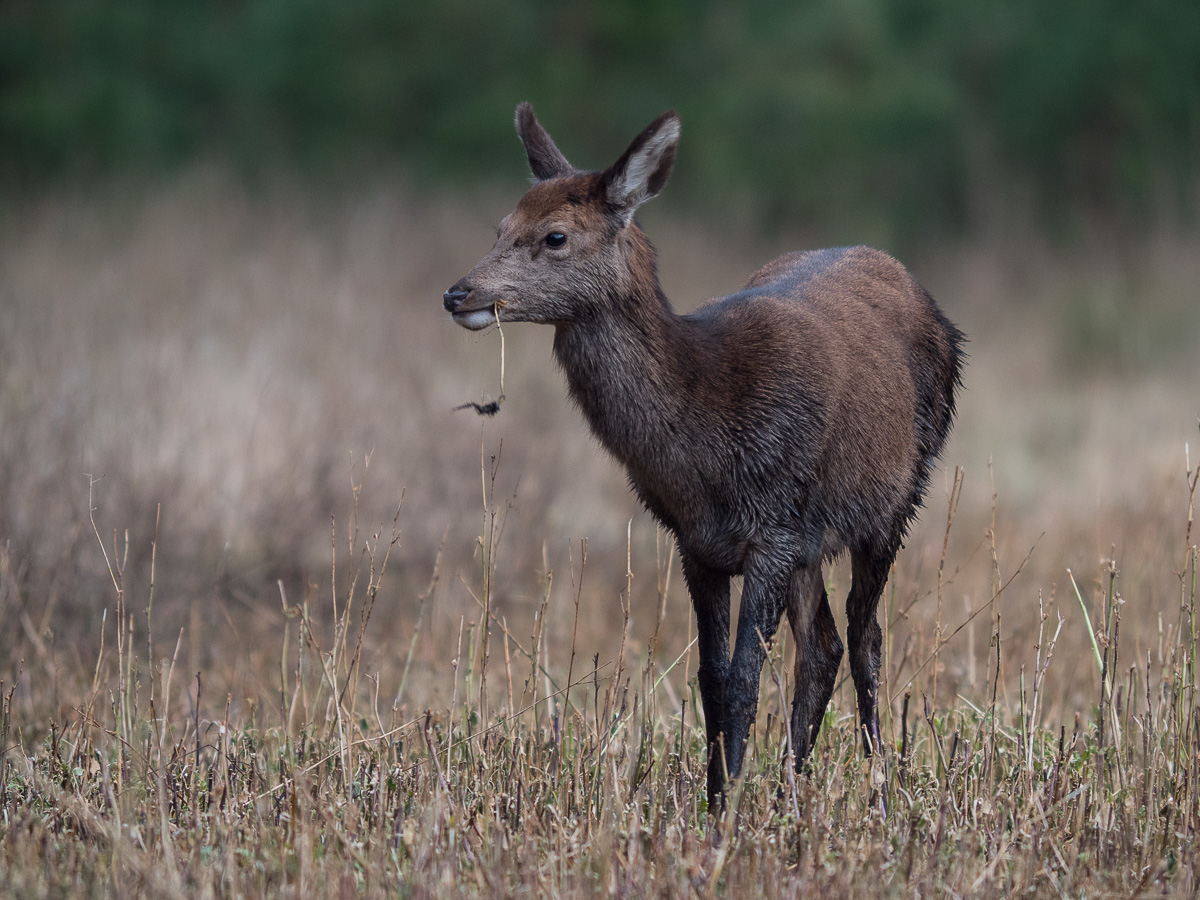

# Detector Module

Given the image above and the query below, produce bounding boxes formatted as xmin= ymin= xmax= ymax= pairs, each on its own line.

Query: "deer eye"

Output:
xmin=545 ymin=232 xmax=567 ymax=249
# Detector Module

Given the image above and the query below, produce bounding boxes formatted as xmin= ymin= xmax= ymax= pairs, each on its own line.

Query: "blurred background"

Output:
xmin=5 ymin=0 xmax=1199 ymax=246
xmin=1 ymin=0 xmax=1198 ymax=719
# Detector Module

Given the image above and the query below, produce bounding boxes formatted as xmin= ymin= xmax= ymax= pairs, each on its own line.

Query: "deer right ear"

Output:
xmin=515 ymin=102 xmax=574 ymax=181
xmin=600 ymin=111 xmax=680 ymax=224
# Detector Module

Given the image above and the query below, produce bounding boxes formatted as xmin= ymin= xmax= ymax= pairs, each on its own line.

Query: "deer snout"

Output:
xmin=443 ymin=284 xmax=471 ymax=313
xmin=443 ymin=281 xmax=499 ymax=331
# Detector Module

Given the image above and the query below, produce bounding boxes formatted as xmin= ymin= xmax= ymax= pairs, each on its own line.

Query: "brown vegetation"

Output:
xmin=0 ymin=172 xmax=1198 ymax=896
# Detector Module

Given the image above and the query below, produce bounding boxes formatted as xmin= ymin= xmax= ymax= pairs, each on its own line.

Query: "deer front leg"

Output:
xmin=721 ymin=555 xmax=791 ymax=789
xmin=680 ymin=553 xmax=731 ymax=809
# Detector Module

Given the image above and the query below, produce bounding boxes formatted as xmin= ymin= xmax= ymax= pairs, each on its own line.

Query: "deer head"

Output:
xmin=443 ymin=103 xmax=680 ymax=331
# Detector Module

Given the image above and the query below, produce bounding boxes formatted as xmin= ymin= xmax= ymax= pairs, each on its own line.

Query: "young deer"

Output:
xmin=444 ymin=104 xmax=964 ymax=805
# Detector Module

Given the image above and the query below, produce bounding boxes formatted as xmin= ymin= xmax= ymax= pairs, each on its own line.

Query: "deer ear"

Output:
xmin=600 ymin=111 xmax=680 ymax=223
xmin=515 ymin=102 xmax=573 ymax=181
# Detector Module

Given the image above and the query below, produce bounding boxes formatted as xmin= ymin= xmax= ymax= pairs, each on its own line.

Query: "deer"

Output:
xmin=443 ymin=103 xmax=965 ymax=807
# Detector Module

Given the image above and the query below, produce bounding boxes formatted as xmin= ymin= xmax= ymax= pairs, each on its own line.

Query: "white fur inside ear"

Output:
xmin=608 ymin=119 xmax=680 ymax=215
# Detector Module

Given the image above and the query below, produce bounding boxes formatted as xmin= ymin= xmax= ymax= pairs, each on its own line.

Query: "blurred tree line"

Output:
xmin=2 ymin=0 xmax=1197 ymax=245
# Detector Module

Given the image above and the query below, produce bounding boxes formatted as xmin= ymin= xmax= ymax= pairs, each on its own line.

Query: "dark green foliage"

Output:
xmin=2 ymin=0 xmax=1197 ymax=242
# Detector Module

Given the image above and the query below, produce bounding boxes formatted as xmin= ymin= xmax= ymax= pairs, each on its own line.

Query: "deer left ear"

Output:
xmin=600 ymin=111 xmax=680 ymax=223
xmin=515 ymin=102 xmax=574 ymax=181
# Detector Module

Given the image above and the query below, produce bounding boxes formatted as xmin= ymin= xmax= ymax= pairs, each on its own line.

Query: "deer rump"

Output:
xmin=444 ymin=103 xmax=965 ymax=808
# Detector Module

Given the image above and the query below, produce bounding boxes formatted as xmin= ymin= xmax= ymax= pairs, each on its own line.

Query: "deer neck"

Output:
xmin=551 ymin=278 xmax=698 ymax=481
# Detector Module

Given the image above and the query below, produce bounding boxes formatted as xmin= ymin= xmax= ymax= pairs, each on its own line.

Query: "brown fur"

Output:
xmin=444 ymin=104 xmax=965 ymax=807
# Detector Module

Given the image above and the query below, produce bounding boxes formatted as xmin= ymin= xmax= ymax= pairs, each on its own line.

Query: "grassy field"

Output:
xmin=1 ymin=172 xmax=1199 ymax=896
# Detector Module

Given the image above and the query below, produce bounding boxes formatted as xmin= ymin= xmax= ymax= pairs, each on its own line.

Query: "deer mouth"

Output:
xmin=450 ymin=292 xmax=512 ymax=331
xmin=451 ymin=303 xmax=499 ymax=331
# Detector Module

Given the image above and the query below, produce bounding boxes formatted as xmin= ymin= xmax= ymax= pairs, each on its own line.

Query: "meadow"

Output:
xmin=1 ymin=172 xmax=1198 ymax=897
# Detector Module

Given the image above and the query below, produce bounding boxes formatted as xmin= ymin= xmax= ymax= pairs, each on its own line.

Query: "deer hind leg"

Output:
xmin=846 ymin=541 xmax=898 ymax=756
xmin=786 ymin=564 xmax=843 ymax=766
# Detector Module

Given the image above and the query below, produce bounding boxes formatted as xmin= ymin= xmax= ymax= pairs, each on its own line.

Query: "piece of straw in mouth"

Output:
xmin=454 ymin=306 xmax=506 ymax=417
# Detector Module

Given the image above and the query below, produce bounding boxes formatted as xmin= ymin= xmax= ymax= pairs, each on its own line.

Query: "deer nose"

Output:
xmin=443 ymin=286 xmax=471 ymax=312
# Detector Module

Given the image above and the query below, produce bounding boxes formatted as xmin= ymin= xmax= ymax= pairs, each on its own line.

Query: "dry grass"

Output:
xmin=1 ymin=170 xmax=1199 ymax=897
